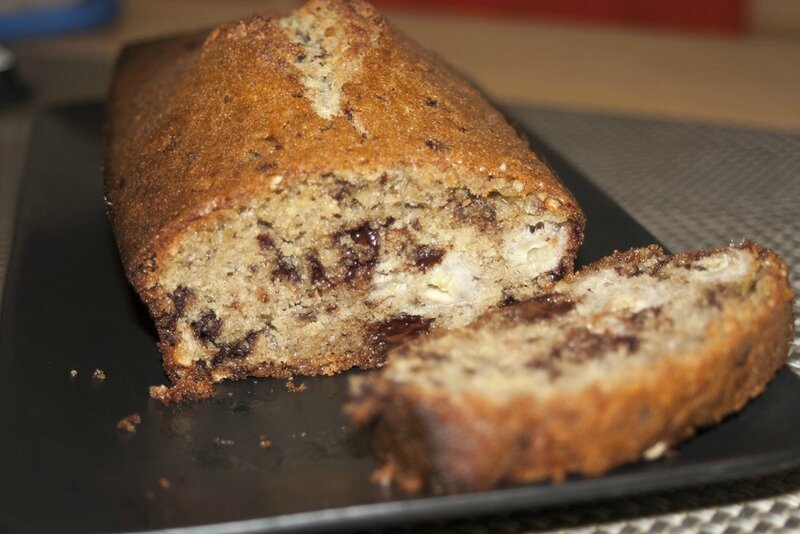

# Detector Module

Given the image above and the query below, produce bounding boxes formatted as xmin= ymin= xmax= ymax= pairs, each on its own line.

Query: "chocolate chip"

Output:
xmin=256 ymin=233 xmax=275 ymax=250
xmin=274 ymin=257 xmax=301 ymax=283
xmin=450 ymin=188 xmax=497 ymax=230
xmin=561 ymin=328 xmax=640 ymax=362
xmin=368 ymin=315 xmax=433 ymax=360
xmin=306 ymin=251 xmax=332 ymax=288
xmin=257 ymin=233 xmax=301 ymax=283
xmin=213 ymin=331 xmax=259 ymax=365
xmin=500 ymin=289 xmax=519 ymax=307
xmin=298 ymin=311 xmax=317 ymax=322
xmin=348 ymin=223 xmax=379 ymax=248
xmin=256 ymin=162 xmax=278 ymax=173
xmin=169 ymin=286 xmax=195 ymax=318
xmin=330 ymin=178 xmax=354 ymax=202
xmin=335 ymin=223 xmax=380 ymax=283
xmin=191 ymin=310 xmax=222 ymax=344
xmin=542 ymin=260 xmax=569 ymax=283
xmin=411 ymin=245 xmax=444 ymax=272
xmin=425 ymin=97 xmax=439 ymax=107
xmin=705 ymin=285 xmax=732 ymax=309
xmin=425 ymin=138 xmax=445 ymax=151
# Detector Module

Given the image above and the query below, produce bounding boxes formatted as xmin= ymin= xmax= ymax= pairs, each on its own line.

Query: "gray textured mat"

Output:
xmin=0 ymin=99 xmax=798 ymax=532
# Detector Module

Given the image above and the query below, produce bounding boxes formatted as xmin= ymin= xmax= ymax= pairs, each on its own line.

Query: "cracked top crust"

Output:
xmin=104 ymin=0 xmax=583 ymax=287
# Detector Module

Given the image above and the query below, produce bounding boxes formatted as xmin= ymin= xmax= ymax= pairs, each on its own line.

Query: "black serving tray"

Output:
xmin=1 ymin=102 xmax=798 ymax=533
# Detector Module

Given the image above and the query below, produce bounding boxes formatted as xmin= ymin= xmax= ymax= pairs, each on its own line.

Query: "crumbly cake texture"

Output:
xmin=346 ymin=242 xmax=795 ymax=493
xmin=103 ymin=0 xmax=584 ymax=402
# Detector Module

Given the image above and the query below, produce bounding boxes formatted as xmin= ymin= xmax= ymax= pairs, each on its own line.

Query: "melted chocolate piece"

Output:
xmin=561 ymin=328 xmax=641 ymax=362
xmin=257 ymin=233 xmax=301 ymax=283
xmin=505 ymin=294 xmax=575 ymax=323
xmin=348 ymin=223 xmax=379 ymax=248
xmin=162 ymin=286 xmax=196 ymax=345
xmin=212 ymin=331 xmax=259 ymax=365
xmin=306 ymin=251 xmax=332 ymax=288
xmin=335 ymin=222 xmax=380 ymax=283
xmin=369 ymin=315 xmax=433 ymax=359
xmin=411 ymin=245 xmax=444 ymax=272
xmin=191 ymin=310 xmax=222 ymax=344
xmin=169 ymin=286 xmax=194 ymax=317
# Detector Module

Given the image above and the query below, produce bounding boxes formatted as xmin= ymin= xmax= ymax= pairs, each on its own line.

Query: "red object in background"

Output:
xmin=372 ymin=0 xmax=747 ymax=35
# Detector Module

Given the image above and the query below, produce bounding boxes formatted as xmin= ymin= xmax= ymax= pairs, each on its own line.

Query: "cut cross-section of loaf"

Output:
xmin=103 ymin=0 xmax=584 ymax=402
xmin=347 ymin=242 xmax=795 ymax=493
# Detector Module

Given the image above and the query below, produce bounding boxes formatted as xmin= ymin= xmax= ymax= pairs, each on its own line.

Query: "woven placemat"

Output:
xmin=0 ymin=67 xmax=798 ymax=531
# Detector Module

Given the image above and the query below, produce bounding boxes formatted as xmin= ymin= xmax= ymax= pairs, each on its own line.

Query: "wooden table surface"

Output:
xmin=10 ymin=0 xmax=800 ymax=132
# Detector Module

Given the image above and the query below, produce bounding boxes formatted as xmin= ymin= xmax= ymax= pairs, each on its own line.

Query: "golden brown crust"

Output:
xmin=104 ymin=0 xmax=583 ymax=294
xmin=346 ymin=243 xmax=795 ymax=493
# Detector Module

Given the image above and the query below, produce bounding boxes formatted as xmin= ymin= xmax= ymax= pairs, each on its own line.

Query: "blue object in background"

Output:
xmin=0 ymin=0 xmax=118 ymax=40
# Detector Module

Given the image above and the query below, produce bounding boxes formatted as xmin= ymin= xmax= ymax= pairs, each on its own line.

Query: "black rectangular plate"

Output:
xmin=1 ymin=103 xmax=799 ymax=533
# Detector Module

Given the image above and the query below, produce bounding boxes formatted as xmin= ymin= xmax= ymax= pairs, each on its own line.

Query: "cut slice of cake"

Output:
xmin=103 ymin=0 xmax=584 ymax=402
xmin=347 ymin=242 xmax=795 ymax=493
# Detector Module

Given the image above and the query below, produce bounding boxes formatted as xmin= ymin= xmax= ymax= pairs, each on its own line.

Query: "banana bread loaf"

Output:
xmin=103 ymin=0 xmax=585 ymax=402
xmin=347 ymin=242 xmax=795 ymax=493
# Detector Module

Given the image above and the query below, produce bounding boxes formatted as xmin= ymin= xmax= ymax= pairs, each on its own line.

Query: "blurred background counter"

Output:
xmin=2 ymin=0 xmax=799 ymax=131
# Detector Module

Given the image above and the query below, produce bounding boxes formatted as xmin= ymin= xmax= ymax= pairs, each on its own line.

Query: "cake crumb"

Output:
xmin=149 ymin=385 xmax=169 ymax=401
xmin=258 ymin=434 xmax=272 ymax=449
xmin=69 ymin=369 xmax=78 ymax=377
xmin=285 ymin=379 xmax=307 ymax=393
xmin=158 ymin=477 xmax=171 ymax=490
xmin=144 ymin=490 xmax=155 ymax=501
xmin=212 ymin=437 xmax=235 ymax=446
xmin=92 ymin=368 xmax=107 ymax=381
xmin=643 ymin=441 xmax=668 ymax=460
xmin=117 ymin=413 xmax=142 ymax=432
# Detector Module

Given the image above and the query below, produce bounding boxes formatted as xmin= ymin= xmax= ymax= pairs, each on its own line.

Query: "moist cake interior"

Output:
xmin=157 ymin=168 xmax=576 ymax=382
xmin=385 ymin=247 xmax=759 ymax=395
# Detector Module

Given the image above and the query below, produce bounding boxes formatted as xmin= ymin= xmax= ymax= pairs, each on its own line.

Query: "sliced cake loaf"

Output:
xmin=103 ymin=0 xmax=584 ymax=402
xmin=347 ymin=242 xmax=795 ymax=493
